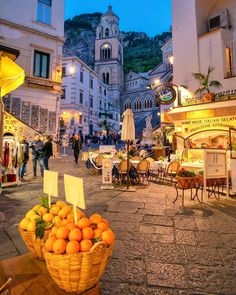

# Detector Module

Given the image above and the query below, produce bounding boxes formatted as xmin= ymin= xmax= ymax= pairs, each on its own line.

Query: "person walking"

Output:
xmin=72 ymin=134 xmax=81 ymax=164
xmin=40 ymin=135 xmax=53 ymax=172
xmin=18 ymin=136 xmax=29 ymax=182
xmin=30 ymin=134 xmax=44 ymax=177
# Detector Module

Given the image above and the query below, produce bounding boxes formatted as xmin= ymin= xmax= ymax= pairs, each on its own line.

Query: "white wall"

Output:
xmin=0 ymin=0 xmax=64 ymax=38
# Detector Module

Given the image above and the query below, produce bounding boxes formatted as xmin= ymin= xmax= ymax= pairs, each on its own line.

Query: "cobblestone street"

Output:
xmin=0 ymin=154 xmax=236 ymax=295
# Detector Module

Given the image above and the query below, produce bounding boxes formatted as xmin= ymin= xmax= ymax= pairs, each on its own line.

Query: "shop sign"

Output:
xmin=62 ymin=137 xmax=69 ymax=147
xmin=180 ymin=116 xmax=236 ymax=134
xmin=102 ymin=159 xmax=112 ymax=184
xmin=155 ymin=84 xmax=176 ymax=105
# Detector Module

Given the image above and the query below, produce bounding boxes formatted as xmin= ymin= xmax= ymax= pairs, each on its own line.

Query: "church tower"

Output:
xmin=94 ymin=5 xmax=123 ymax=122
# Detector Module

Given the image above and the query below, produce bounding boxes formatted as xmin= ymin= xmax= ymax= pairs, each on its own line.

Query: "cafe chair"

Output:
xmin=146 ymin=157 xmax=155 ymax=181
xmin=95 ymin=154 xmax=104 ymax=169
xmin=118 ymin=159 xmax=130 ymax=185
xmin=163 ymin=160 xmax=181 ymax=184
xmin=136 ymin=159 xmax=150 ymax=185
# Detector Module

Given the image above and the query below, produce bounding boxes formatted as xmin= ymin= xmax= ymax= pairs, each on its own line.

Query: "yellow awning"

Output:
xmin=0 ymin=54 xmax=25 ymax=97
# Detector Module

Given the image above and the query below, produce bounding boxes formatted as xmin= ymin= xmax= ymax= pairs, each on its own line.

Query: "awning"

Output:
xmin=0 ymin=53 xmax=25 ymax=97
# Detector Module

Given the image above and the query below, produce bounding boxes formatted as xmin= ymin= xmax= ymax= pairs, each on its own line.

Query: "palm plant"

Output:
xmin=192 ymin=66 xmax=222 ymax=95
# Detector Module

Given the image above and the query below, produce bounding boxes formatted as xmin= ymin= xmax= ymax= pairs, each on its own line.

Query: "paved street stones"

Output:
xmin=1 ymin=154 xmax=236 ymax=294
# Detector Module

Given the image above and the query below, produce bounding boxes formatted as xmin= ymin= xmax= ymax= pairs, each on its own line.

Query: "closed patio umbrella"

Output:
xmin=121 ymin=109 xmax=135 ymax=189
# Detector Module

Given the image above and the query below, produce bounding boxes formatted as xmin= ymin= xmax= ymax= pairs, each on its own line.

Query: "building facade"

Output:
xmin=60 ymin=57 xmax=119 ymax=136
xmin=121 ymin=40 xmax=173 ymax=137
xmin=94 ymin=5 xmax=123 ymax=126
xmin=0 ymin=0 xmax=64 ymax=135
xmin=169 ymin=0 xmax=236 ymax=156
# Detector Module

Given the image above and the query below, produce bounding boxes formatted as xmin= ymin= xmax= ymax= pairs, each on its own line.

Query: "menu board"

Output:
xmin=205 ymin=152 xmax=227 ymax=178
xmin=99 ymin=145 xmax=116 ymax=154
xmin=102 ymin=158 xmax=112 ymax=184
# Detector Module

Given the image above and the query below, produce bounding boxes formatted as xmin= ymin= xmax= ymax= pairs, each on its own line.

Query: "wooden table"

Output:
xmin=1 ymin=253 xmax=100 ymax=295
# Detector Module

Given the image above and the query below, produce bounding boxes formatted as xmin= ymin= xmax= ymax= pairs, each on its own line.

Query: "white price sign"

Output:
xmin=102 ymin=158 xmax=112 ymax=184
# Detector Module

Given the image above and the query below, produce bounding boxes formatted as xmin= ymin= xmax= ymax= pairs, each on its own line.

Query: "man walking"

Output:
xmin=40 ymin=135 xmax=53 ymax=172
xmin=72 ymin=134 xmax=81 ymax=164
xmin=30 ymin=134 xmax=44 ymax=177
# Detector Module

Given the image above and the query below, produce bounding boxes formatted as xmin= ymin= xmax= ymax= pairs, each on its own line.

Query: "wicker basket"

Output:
xmin=18 ymin=227 xmax=50 ymax=260
xmin=44 ymin=241 xmax=114 ymax=293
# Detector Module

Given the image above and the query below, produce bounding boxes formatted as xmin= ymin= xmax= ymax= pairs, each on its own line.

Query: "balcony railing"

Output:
xmin=179 ymin=90 xmax=236 ymax=107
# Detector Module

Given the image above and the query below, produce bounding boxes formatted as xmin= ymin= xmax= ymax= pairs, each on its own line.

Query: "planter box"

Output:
xmin=198 ymin=175 xmax=226 ymax=186
xmin=176 ymin=176 xmax=198 ymax=189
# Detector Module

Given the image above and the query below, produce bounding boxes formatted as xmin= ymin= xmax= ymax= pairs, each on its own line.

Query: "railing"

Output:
xmin=180 ymin=90 xmax=236 ymax=107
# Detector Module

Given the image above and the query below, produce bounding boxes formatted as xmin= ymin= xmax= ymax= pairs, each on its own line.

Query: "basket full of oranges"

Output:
xmin=18 ymin=199 xmax=77 ymax=260
xmin=43 ymin=213 xmax=115 ymax=293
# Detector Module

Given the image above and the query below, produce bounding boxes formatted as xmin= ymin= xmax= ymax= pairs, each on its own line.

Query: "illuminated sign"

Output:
xmin=155 ymin=85 xmax=176 ymax=105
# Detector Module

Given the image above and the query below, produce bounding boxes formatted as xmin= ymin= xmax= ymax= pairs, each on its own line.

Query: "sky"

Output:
xmin=64 ymin=0 xmax=172 ymax=37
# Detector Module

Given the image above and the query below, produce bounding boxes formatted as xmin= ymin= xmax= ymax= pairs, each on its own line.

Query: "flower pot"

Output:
xmin=176 ymin=176 xmax=198 ymax=189
xmin=203 ymin=93 xmax=214 ymax=103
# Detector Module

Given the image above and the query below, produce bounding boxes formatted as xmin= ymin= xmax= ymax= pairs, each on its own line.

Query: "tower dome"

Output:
xmin=102 ymin=5 xmax=119 ymax=20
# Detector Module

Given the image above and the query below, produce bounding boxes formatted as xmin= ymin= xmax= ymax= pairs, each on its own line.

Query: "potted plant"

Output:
xmin=192 ymin=66 xmax=222 ymax=102
xmin=176 ymin=168 xmax=198 ymax=189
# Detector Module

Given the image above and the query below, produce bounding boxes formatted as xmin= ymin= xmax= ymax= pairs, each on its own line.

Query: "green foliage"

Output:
xmin=178 ymin=168 xmax=196 ymax=177
xmin=41 ymin=196 xmax=49 ymax=209
xmin=35 ymin=219 xmax=47 ymax=239
xmin=192 ymin=66 xmax=222 ymax=94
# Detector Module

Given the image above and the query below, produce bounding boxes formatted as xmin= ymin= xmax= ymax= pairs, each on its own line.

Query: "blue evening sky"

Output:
xmin=64 ymin=0 xmax=172 ymax=37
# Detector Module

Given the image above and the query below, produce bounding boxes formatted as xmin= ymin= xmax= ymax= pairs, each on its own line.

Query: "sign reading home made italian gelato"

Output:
xmin=180 ymin=116 xmax=236 ymax=134
xmin=155 ymin=85 xmax=176 ymax=105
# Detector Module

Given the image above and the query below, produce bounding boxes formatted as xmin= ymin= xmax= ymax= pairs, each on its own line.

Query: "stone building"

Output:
xmin=94 ymin=5 xmax=123 ymax=126
xmin=60 ymin=56 xmax=119 ymax=135
xmin=121 ymin=39 xmax=173 ymax=137
xmin=0 ymin=0 xmax=64 ymax=135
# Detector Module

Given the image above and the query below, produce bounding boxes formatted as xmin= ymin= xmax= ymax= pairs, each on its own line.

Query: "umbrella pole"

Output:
xmin=127 ymin=140 xmax=130 ymax=189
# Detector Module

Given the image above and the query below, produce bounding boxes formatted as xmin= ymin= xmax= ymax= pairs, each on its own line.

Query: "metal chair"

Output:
xmin=163 ymin=160 xmax=181 ymax=183
xmin=118 ymin=159 xmax=130 ymax=185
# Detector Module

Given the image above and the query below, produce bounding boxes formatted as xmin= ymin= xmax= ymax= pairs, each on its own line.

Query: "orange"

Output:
xmin=56 ymin=200 xmax=67 ymax=209
xmin=61 ymin=219 xmax=71 ymax=226
xmin=50 ymin=227 xmax=58 ymax=236
xmin=56 ymin=226 xmax=69 ymax=240
xmin=43 ymin=213 xmax=54 ymax=222
xmin=19 ymin=218 xmax=30 ymax=230
xmin=102 ymin=218 xmax=109 ymax=227
xmin=26 ymin=221 xmax=36 ymax=232
xmin=82 ymin=227 xmax=94 ymax=240
xmin=45 ymin=236 xmax=57 ymax=252
xmin=89 ymin=213 xmax=102 ymax=225
xmin=80 ymin=239 xmax=93 ymax=252
xmin=93 ymin=229 xmax=103 ymax=239
xmin=97 ymin=222 xmax=108 ymax=232
xmin=53 ymin=239 xmax=67 ymax=254
xmin=66 ymin=240 xmax=80 ymax=255
xmin=102 ymin=230 xmax=115 ymax=245
xmin=58 ymin=206 xmax=71 ymax=219
xmin=78 ymin=218 xmax=90 ymax=229
xmin=37 ymin=206 xmax=48 ymax=216
xmin=67 ymin=222 xmax=77 ymax=230
xmin=50 ymin=205 xmax=60 ymax=216
xmin=69 ymin=228 xmax=82 ymax=241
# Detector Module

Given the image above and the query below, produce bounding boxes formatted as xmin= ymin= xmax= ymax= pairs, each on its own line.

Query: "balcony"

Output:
xmin=180 ymin=90 xmax=236 ymax=107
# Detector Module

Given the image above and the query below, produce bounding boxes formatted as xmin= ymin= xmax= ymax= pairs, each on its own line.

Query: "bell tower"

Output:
xmin=94 ymin=5 xmax=123 ymax=119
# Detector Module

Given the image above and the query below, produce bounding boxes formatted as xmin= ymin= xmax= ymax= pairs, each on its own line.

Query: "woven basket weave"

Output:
xmin=44 ymin=241 xmax=114 ymax=293
xmin=18 ymin=227 xmax=50 ymax=260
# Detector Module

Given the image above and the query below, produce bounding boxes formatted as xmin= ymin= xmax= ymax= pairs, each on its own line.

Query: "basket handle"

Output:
xmin=90 ymin=241 xmax=107 ymax=253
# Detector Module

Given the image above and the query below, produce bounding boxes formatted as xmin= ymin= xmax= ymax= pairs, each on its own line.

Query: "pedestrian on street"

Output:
xmin=40 ymin=135 xmax=53 ymax=172
xmin=18 ymin=136 xmax=29 ymax=182
xmin=72 ymin=134 xmax=81 ymax=164
xmin=29 ymin=134 xmax=44 ymax=177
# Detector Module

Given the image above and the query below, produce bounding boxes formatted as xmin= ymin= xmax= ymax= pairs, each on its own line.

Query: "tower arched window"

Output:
xmin=105 ymin=28 xmax=109 ymax=37
xmin=101 ymin=43 xmax=112 ymax=60
xmin=102 ymin=73 xmax=106 ymax=84
xmin=106 ymin=73 xmax=110 ymax=84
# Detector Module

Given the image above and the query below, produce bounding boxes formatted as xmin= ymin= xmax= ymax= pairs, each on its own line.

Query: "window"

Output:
xmin=62 ymin=66 xmax=66 ymax=76
xmin=80 ymin=92 xmax=83 ymax=104
xmin=106 ymin=73 xmax=109 ymax=84
xmin=34 ymin=50 xmax=50 ymax=78
xmin=90 ymin=97 xmax=93 ymax=108
xmin=79 ymin=115 xmax=82 ymax=124
xmin=37 ymin=0 xmax=51 ymax=25
xmin=105 ymin=28 xmax=109 ymax=37
xmin=90 ymin=78 xmax=93 ymax=89
xmin=102 ymin=73 xmax=106 ymax=84
xmin=80 ymin=71 xmax=83 ymax=83
xmin=101 ymin=43 xmax=111 ymax=59
xmin=61 ymin=88 xmax=66 ymax=99
xmin=104 ymin=89 xmax=106 ymax=96
xmin=99 ymin=86 xmax=102 ymax=94
xmin=225 ymin=47 xmax=233 ymax=78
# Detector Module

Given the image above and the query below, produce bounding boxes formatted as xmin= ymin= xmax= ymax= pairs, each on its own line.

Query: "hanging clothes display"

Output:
xmin=2 ymin=141 xmax=10 ymax=167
